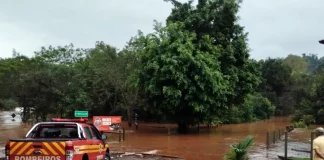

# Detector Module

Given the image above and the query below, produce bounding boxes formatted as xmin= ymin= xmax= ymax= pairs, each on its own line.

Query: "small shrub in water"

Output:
xmin=223 ymin=135 xmax=255 ymax=160
xmin=293 ymin=121 xmax=307 ymax=128
xmin=302 ymin=115 xmax=315 ymax=126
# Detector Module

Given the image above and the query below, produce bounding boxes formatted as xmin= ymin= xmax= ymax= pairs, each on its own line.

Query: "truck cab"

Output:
xmin=5 ymin=118 xmax=111 ymax=160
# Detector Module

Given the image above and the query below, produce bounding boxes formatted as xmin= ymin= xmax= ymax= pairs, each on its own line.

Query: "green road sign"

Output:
xmin=74 ymin=110 xmax=88 ymax=117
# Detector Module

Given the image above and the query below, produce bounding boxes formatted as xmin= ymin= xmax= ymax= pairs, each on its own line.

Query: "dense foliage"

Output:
xmin=0 ymin=0 xmax=322 ymax=132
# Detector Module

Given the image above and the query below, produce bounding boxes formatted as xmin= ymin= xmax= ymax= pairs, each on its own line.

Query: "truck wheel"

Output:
xmin=82 ymin=154 xmax=89 ymax=160
xmin=104 ymin=152 xmax=111 ymax=160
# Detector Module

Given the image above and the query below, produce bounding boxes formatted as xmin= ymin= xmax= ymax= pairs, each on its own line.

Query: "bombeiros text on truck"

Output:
xmin=5 ymin=118 xmax=111 ymax=160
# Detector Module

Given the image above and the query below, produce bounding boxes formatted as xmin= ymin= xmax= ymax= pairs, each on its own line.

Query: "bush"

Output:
xmin=0 ymin=99 xmax=19 ymax=111
xmin=221 ymin=106 xmax=243 ymax=124
xmin=250 ymin=94 xmax=276 ymax=120
xmin=302 ymin=115 xmax=315 ymax=126
xmin=221 ymin=94 xmax=276 ymax=124
xmin=293 ymin=121 xmax=307 ymax=128
xmin=241 ymin=93 xmax=275 ymax=122
xmin=291 ymin=110 xmax=303 ymax=122
xmin=292 ymin=113 xmax=314 ymax=128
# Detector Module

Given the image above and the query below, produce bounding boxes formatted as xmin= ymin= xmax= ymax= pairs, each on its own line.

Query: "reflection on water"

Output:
xmin=0 ymin=111 xmax=22 ymax=129
xmin=0 ymin=110 xmax=26 ymax=158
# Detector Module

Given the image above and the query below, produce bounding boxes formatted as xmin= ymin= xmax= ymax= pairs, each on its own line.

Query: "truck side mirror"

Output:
xmin=101 ymin=134 xmax=107 ymax=140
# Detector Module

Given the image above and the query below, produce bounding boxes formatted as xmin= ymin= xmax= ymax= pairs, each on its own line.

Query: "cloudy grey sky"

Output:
xmin=0 ymin=0 xmax=323 ymax=60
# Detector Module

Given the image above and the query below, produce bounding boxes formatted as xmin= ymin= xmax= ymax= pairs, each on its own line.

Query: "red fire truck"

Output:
xmin=5 ymin=118 xmax=111 ymax=160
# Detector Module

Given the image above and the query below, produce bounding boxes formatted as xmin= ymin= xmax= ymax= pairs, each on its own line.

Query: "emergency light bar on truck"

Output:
xmin=51 ymin=118 xmax=88 ymax=123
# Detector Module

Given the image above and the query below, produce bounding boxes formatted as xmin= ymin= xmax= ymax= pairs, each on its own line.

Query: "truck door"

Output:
xmin=89 ymin=126 xmax=105 ymax=159
xmin=83 ymin=126 xmax=97 ymax=160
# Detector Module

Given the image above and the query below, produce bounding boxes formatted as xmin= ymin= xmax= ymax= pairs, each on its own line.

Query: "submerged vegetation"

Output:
xmin=293 ymin=121 xmax=307 ymax=128
xmin=223 ymin=135 xmax=255 ymax=160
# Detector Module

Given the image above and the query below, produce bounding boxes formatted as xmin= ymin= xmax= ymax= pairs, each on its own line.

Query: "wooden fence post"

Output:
xmin=282 ymin=128 xmax=284 ymax=136
xmin=267 ymin=132 xmax=270 ymax=150
xmin=311 ymin=131 xmax=315 ymax=160
xmin=119 ymin=129 xmax=121 ymax=142
xmin=285 ymin=132 xmax=288 ymax=159
xmin=123 ymin=127 xmax=125 ymax=141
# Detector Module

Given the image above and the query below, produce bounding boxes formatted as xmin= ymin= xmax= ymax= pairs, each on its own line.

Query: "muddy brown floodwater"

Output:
xmin=0 ymin=111 xmax=315 ymax=160
xmin=107 ymin=116 xmax=293 ymax=160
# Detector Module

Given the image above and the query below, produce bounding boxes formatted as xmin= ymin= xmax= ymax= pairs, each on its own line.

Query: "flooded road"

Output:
xmin=0 ymin=111 xmax=22 ymax=128
xmin=0 ymin=111 xmax=316 ymax=160
xmin=0 ymin=110 xmax=26 ymax=158
xmin=0 ymin=110 xmax=24 ymax=143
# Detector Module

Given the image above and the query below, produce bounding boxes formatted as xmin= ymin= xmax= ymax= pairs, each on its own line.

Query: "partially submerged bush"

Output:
xmin=302 ymin=115 xmax=315 ymax=126
xmin=0 ymin=99 xmax=19 ymax=111
xmin=292 ymin=114 xmax=314 ymax=128
xmin=293 ymin=121 xmax=307 ymax=128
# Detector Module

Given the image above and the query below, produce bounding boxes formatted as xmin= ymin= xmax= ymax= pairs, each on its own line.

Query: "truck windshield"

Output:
xmin=29 ymin=124 xmax=79 ymax=138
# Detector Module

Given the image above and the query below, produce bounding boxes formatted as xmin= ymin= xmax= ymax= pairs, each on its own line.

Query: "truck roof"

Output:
xmin=25 ymin=118 xmax=92 ymax=138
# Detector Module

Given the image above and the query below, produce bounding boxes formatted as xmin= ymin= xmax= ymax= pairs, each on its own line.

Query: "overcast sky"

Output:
xmin=0 ymin=0 xmax=323 ymax=60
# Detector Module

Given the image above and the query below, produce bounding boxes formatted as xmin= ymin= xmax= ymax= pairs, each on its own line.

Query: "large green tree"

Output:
xmin=165 ymin=0 xmax=261 ymax=106
xmin=134 ymin=0 xmax=263 ymax=131
xmin=133 ymin=0 xmax=261 ymax=132
xmin=134 ymin=21 xmax=228 ymax=133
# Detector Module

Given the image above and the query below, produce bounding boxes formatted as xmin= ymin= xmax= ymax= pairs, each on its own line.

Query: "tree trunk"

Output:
xmin=177 ymin=122 xmax=189 ymax=134
xmin=127 ymin=105 xmax=133 ymax=127
xmin=41 ymin=112 xmax=47 ymax=121
xmin=60 ymin=106 xmax=63 ymax=118
xmin=22 ymin=106 xmax=27 ymax=122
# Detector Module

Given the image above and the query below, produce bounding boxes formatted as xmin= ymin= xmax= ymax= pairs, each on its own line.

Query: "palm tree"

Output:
xmin=223 ymin=135 xmax=255 ymax=160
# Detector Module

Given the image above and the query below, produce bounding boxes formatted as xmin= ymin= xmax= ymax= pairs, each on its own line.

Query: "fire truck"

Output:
xmin=5 ymin=118 xmax=111 ymax=160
